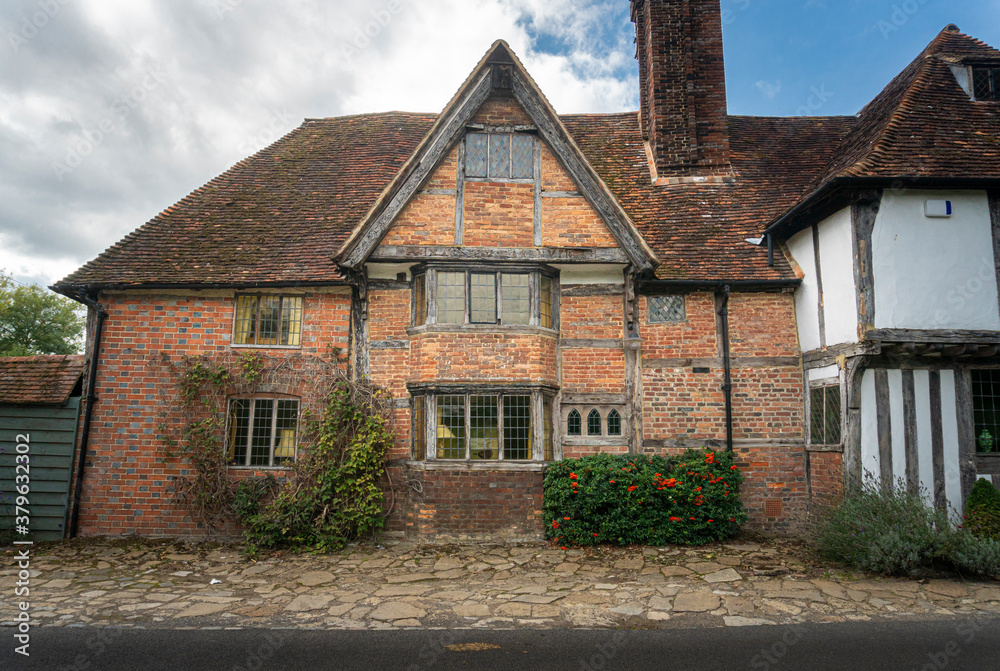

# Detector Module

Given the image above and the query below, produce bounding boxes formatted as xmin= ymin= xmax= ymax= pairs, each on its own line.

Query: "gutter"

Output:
xmin=68 ymin=292 xmax=108 ymax=539
xmin=718 ymin=285 xmax=734 ymax=454
xmin=639 ymin=279 xmax=800 ymax=292
xmin=52 ymin=279 xmax=349 ymax=297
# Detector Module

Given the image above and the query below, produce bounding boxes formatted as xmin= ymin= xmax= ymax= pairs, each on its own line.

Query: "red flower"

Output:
xmin=563 ymin=516 xmax=571 ymax=521
xmin=695 ymin=487 xmax=702 ymax=492
xmin=628 ymin=486 xmax=638 ymax=492
xmin=551 ymin=521 xmax=560 ymax=529
xmin=561 ymin=546 xmax=568 ymax=550
xmin=570 ymin=473 xmax=578 ymax=479
xmin=592 ymin=533 xmax=599 ymax=537
xmin=730 ymin=518 xmax=735 ymax=522
xmin=690 ymin=517 xmax=696 ymax=521
xmin=708 ymin=519 xmax=714 ymax=523
xmin=670 ymin=517 xmax=681 ymax=522
xmin=610 ymin=480 xmax=616 ymax=484
xmin=730 ymin=465 xmax=738 ymax=471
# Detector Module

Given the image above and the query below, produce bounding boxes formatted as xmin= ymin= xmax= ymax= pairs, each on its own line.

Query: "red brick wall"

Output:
xmin=74 ymin=290 xmax=351 ymax=537
xmin=809 ymin=451 xmax=844 ymax=506
xmin=562 ymin=349 xmax=627 ymax=393
xmin=408 ymin=332 xmax=558 ymax=385
xmin=561 ymin=295 xmax=623 ymax=340
xmin=391 ymin=468 xmax=544 ymax=539
xmin=640 ymin=293 xmax=717 ymax=359
xmin=463 ymin=182 xmax=535 ymax=247
xmin=470 ymin=93 xmax=532 ymax=126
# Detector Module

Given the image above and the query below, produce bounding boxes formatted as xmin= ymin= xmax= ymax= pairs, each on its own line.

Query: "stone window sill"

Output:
xmin=406 ymin=460 xmax=548 ymax=472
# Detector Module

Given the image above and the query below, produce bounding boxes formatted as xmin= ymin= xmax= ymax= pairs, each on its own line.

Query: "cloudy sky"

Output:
xmin=2 ymin=0 xmax=998 ymax=288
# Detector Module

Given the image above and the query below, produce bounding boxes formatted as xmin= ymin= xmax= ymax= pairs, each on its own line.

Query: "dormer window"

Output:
xmin=465 ymin=133 xmax=535 ymax=180
xmin=973 ymin=67 xmax=1000 ymax=101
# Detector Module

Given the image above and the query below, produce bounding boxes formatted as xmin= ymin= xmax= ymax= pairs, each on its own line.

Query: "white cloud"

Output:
xmin=755 ymin=79 xmax=782 ymax=100
xmin=0 ymin=0 xmax=638 ymax=287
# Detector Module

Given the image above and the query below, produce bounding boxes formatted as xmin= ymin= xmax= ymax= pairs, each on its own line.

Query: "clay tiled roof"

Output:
xmin=0 ymin=355 xmax=85 ymax=405
xmin=809 ymin=28 xmax=1000 ymax=189
xmin=53 ymin=28 xmax=999 ymax=288
xmin=55 ymin=113 xmax=437 ymax=290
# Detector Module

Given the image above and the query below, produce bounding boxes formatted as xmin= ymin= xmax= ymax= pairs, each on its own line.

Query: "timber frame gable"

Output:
xmin=336 ymin=41 xmax=659 ymax=272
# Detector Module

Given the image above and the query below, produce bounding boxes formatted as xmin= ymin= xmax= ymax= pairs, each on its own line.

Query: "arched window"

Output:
xmin=587 ymin=409 xmax=602 ymax=436
xmin=567 ymin=409 xmax=582 ymax=436
xmin=607 ymin=409 xmax=622 ymax=436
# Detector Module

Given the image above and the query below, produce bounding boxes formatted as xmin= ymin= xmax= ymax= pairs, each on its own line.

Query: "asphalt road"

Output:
xmin=3 ymin=618 xmax=1000 ymax=671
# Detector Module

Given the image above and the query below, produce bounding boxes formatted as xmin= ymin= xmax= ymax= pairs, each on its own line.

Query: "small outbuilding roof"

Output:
xmin=0 ymin=355 xmax=85 ymax=405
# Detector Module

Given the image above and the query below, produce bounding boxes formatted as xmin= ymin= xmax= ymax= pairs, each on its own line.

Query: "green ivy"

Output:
xmin=543 ymin=450 xmax=748 ymax=547
xmin=241 ymin=380 xmax=394 ymax=553
xmin=965 ymin=478 xmax=1000 ymax=542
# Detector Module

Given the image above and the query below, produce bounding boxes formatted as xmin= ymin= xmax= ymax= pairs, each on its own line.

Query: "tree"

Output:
xmin=0 ymin=271 xmax=84 ymax=356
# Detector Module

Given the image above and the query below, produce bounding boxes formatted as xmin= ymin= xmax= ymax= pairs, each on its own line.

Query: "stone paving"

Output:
xmin=2 ymin=536 xmax=1000 ymax=631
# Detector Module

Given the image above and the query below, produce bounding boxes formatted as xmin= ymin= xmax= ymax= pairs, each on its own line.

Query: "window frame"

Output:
xmin=971 ymin=66 xmax=1000 ymax=102
xmin=411 ymin=266 xmax=558 ymax=330
xmin=464 ymin=132 xmax=536 ymax=181
xmin=227 ymin=396 xmax=300 ymax=468
xmin=412 ymin=389 xmax=556 ymax=462
xmin=808 ymin=382 xmax=843 ymax=448
xmin=232 ymin=294 xmax=304 ymax=348
xmin=972 ymin=369 xmax=1000 ymax=454
xmin=647 ymin=294 xmax=687 ymax=325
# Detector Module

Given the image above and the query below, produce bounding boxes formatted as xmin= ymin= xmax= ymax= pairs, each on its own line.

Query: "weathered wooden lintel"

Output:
xmin=371 ymin=245 xmax=628 ymax=264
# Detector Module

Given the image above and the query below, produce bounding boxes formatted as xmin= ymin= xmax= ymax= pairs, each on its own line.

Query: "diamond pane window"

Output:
xmin=412 ymin=396 xmax=426 ymax=460
xmin=466 ymin=133 xmax=488 ymax=177
xmin=540 ymin=276 xmax=553 ymax=329
xmin=489 ymin=134 xmax=511 ymax=178
xmin=810 ymin=385 xmax=842 ymax=446
xmin=567 ymin=409 xmax=582 ymax=436
xmin=228 ymin=398 xmax=299 ymax=467
xmin=437 ymin=272 xmax=466 ymax=324
xmin=503 ymin=395 xmax=532 ymax=460
xmin=437 ymin=395 xmax=466 ymax=460
xmin=607 ymin=409 xmax=622 ymax=436
xmin=470 ymin=395 xmax=500 ymax=460
xmin=972 ymin=370 xmax=1000 ymax=453
xmin=648 ymin=295 xmax=686 ymax=324
xmin=511 ymin=135 xmax=534 ymax=179
xmin=587 ymin=409 xmax=602 ymax=436
xmin=973 ymin=68 xmax=1000 ymax=101
xmin=470 ymin=274 xmax=497 ymax=324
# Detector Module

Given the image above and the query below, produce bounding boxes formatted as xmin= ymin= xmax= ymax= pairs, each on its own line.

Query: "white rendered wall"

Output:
xmin=817 ymin=209 xmax=859 ymax=346
xmin=872 ymin=190 xmax=1000 ymax=331
xmin=787 ymin=227 xmax=821 ymax=352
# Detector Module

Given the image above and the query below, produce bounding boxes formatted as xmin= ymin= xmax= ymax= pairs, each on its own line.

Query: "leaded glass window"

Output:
xmin=470 ymin=274 xmax=497 ymax=324
xmin=648 ymin=295 xmax=686 ymax=324
xmin=470 ymin=395 xmax=500 ymax=460
xmin=227 ymin=398 xmax=299 ymax=467
xmin=973 ymin=68 xmax=1000 ymax=101
xmin=810 ymin=385 xmax=842 ymax=446
xmin=234 ymin=295 xmax=303 ymax=346
xmin=972 ymin=370 xmax=1000 ymax=453
xmin=437 ymin=395 xmax=466 ymax=459
xmin=437 ymin=272 xmax=466 ymax=324
xmin=511 ymin=135 xmax=534 ymax=179
xmin=587 ymin=409 xmax=602 ymax=436
xmin=466 ymin=133 xmax=489 ymax=177
xmin=607 ymin=409 xmax=622 ymax=436
xmin=503 ymin=395 xmax=532 ymax=460
xmin=465 ymin=133 xmax=535 ymax=180
xmin=567 ymin=409 xmax=582 ymax=436
xmin=501 ymin=274 xmax=531 ymax=325
xmin=540 ymin=276 xmax=553 ymax=329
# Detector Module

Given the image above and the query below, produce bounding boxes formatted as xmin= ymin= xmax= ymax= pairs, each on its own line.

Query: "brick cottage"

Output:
xmin=52 ymin=0 xmax=1000 ymax=539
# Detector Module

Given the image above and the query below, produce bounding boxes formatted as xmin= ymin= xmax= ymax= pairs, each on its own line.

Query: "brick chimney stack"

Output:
xmin=631 ymin=0 xmax=732 ymax=180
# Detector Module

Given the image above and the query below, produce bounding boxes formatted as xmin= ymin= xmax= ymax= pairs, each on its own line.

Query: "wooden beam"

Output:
xmin=851 ymin=189 xmax=882 ymax=332
xmin=929 ymin=370 xmax=947 ymax=511
xmin=875 ymin=369 xmax=893 ymax=490
xmin=902 ymin=369 xmax=919 ymax=494
xmin=803 ymin=341 xmax=881 ymax=369
xmin=561 ymin=393 xmax=627 ymax=405
xmin=540 ymin=191 xmax=582 ymax=198
xmin=533 ymin=137 xmax=542 ymax=247
xmin=643 ymin=438 xmax=805 ymax=450
xmin=561 ymin=284 xmax=625 ymax=297
xmin=812 ymin=224 xmax=827 ymax=349
xmin=867 ymin=328 xmax=1000 ymax=344
xmin=371 ymin=245 xmax=629 ymax=264
xmin=369 ymin=340 xmax=409 ymax=350
xmin=955 ymin=369 xmax=978 ymax=510
xmin=561 ymin=338 xmax=624 ymax=349
xmin=341 ymin=71 xmax=494 ymax=268
xmin=511 ymin=71 xmax=656 ymax=272
xmin=643 ymin=356 xmax=802 ymax=369
xmin=455 ymin=141 xmax=465 ymax=245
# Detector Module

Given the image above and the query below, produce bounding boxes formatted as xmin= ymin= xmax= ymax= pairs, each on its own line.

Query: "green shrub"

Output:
xmin=543 ymin=449 xmax=748 ymax=547
xmin=964 ymin=479 xmax=1000 ymax=542
xmin=233 ymin=475 xmax=278 ymax=522
xmin=945 ymin=530 xmax=1000 ymax=578
xmin=812 ymin=480 xmax=950 ymax=575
